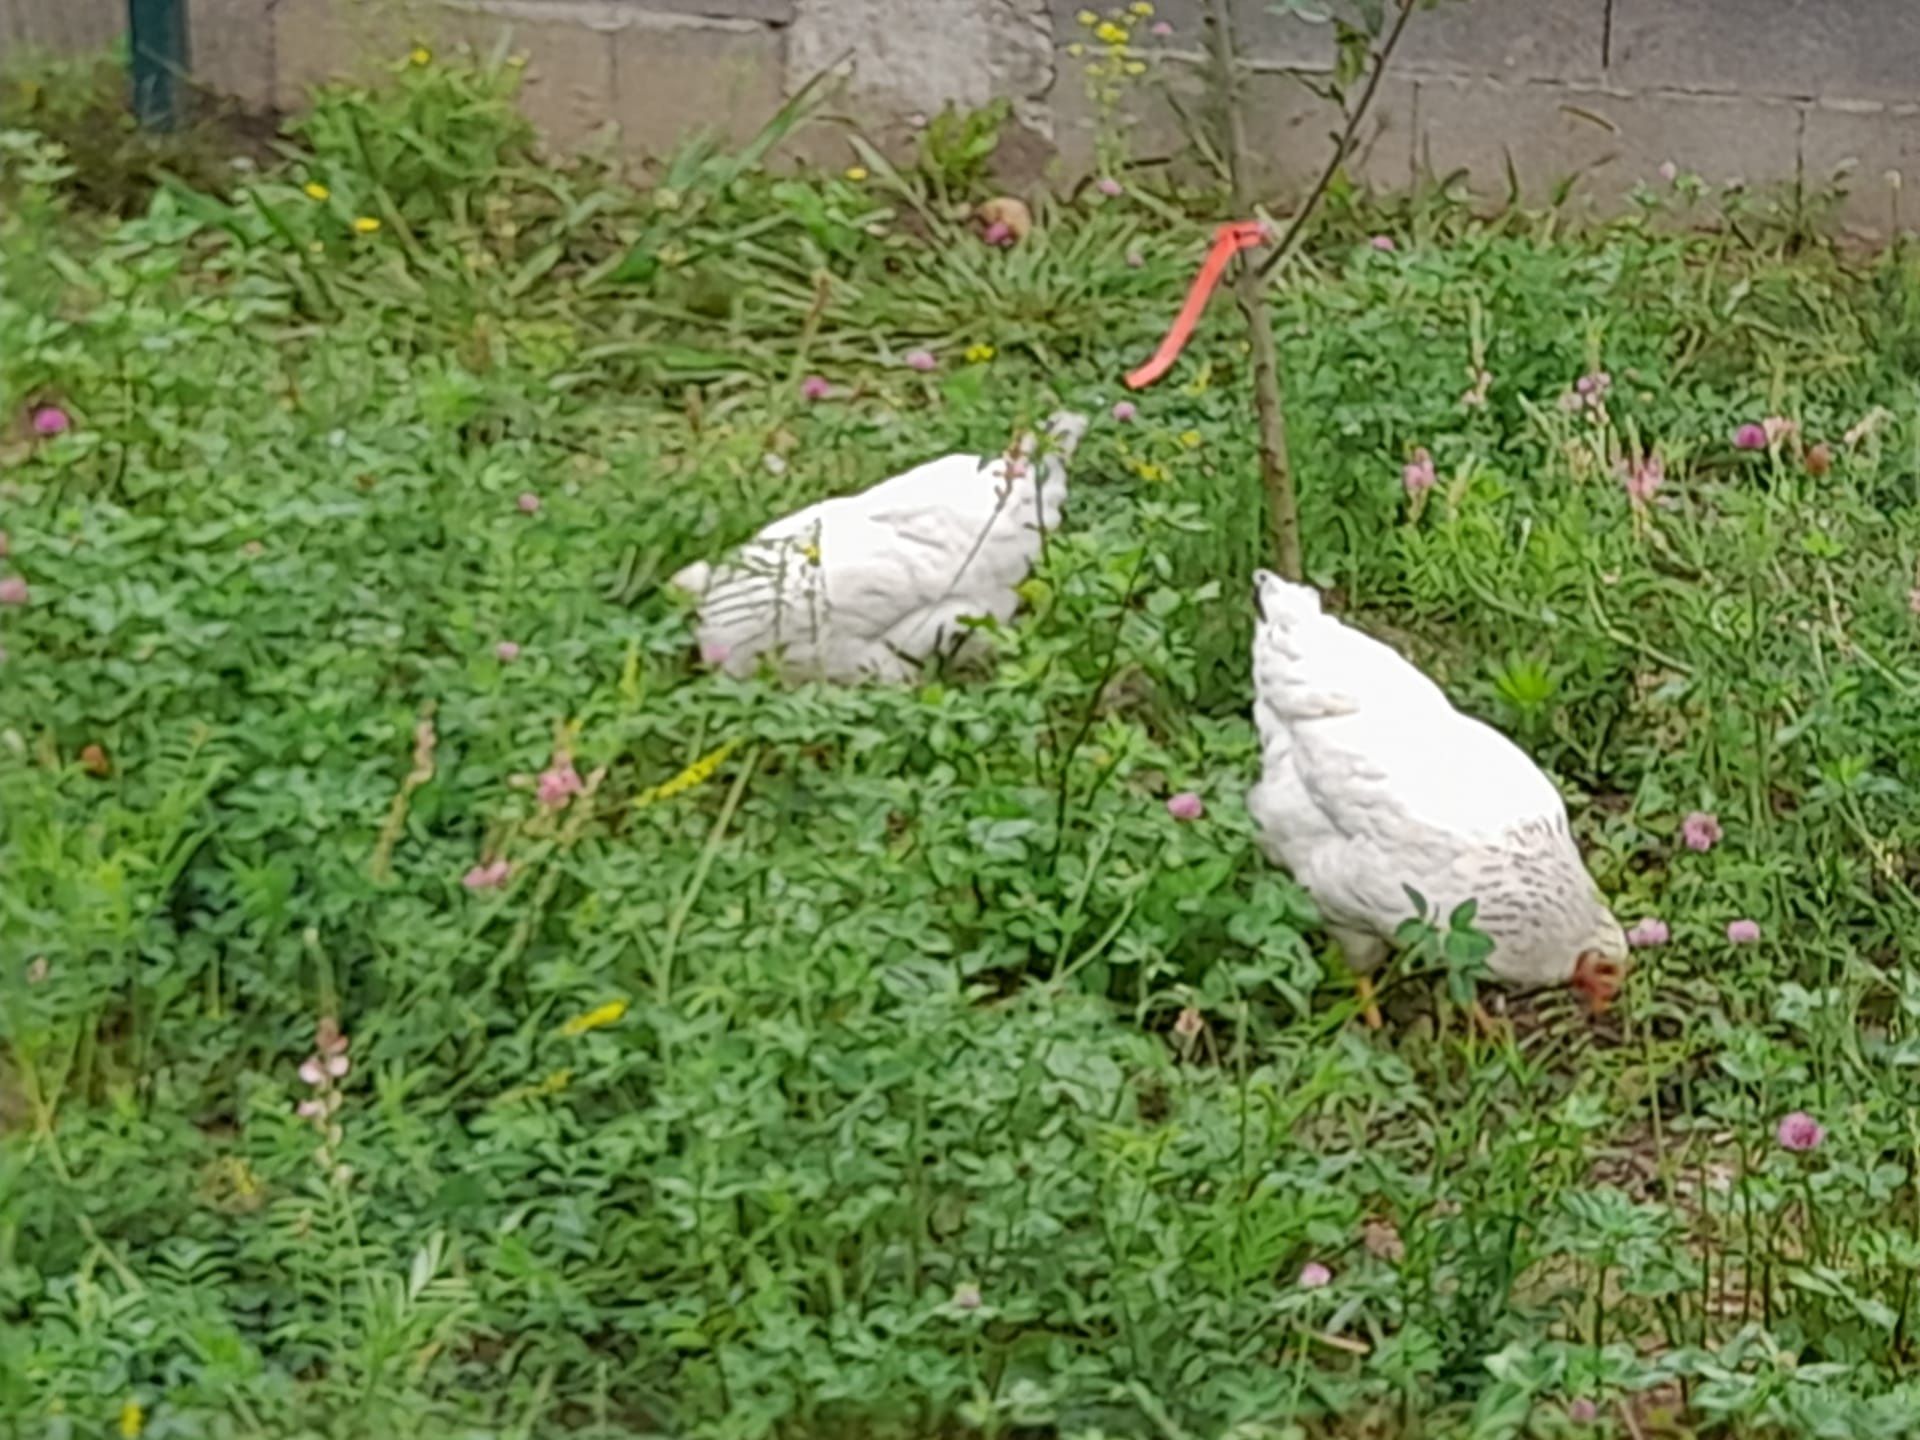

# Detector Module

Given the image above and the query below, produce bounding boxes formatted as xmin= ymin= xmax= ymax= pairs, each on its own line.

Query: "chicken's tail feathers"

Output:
xmin=668 ymin=559 xmax=712 ymax=597
xmin=1252 ymin=569 xmax=1323 ymax=628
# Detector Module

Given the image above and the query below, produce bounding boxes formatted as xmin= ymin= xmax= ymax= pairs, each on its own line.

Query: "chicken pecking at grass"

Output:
xmin=670 ymin=411 xmax=1088 ymax=684
xmin=1245 ymin=570 xmax=1628 ymax=1029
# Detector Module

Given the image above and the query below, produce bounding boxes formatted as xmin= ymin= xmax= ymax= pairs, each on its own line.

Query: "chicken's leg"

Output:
xmin=1469 ymin=999 xmax=1509 ymax=1042
xmin=1354 ymin=974 xmax=1384 ymax=1030
xmin=1330 ymin=929 xmax=1390 ymax=1031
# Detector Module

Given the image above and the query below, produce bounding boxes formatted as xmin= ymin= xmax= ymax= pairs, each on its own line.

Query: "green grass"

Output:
xmin=9 ymin=54 xmax=1920 ymax=1440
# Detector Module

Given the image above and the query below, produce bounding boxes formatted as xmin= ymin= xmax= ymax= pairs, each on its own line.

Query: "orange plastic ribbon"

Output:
xmin=1124 ymin=220 xmax=1271 ymax=391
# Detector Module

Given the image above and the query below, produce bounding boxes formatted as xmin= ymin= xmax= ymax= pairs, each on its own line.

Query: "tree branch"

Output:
xmin=1256 ymin=0 xmax=1420 ymax=284
xmin=1207 ymin=0 xmax=1303 ymax=578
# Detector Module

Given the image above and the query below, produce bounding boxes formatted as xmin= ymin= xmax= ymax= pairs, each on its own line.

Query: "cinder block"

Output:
xmin=272 ymin=0 xmax=432 ymax=109
xmin=1051 ymin=56 xmax=1415 ymax=197
xmin=1611 ymin=0 xmax=1920 ymax=102
xmin=1234 ymin=0 xmax=1605 ymax=83
xmin=621 ymin=0 xmax=794 ymax=20
xmin=188 ymin=0 xmax=276 ymax=111
xmin=270 ymin=0 xmax=621 ymax=151
xmin=1414 ymin=77 xmax=1801 ymax=211
xmin=1047 ymin=0 xmax=1604 ymax=83
xmin=1802 ymin=100 xmax=1920 ymax=241
xmin=447 ymin=4 xmax=618 ymax=150
xmin=0 ymin=0 xmax=123 ymax=58
xmin=608 ymin=14 xmax=786 ymax=156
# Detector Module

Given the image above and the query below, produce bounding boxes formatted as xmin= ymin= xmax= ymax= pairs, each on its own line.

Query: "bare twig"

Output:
xmin=1255 ymin=0 xmax=1421 ymax=284
xmin=1206 ymin=0 xmax=1303 ymax=578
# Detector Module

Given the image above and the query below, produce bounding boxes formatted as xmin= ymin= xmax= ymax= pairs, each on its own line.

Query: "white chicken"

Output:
xmin=671 ymin=411 xmax=1088 ymax=683
xmin=1245 ymin=570 xmax=1627 ymax=1025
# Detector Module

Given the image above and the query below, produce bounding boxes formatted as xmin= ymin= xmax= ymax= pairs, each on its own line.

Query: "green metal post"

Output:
xmin=129 ymin=0 xmax=190 ymax=131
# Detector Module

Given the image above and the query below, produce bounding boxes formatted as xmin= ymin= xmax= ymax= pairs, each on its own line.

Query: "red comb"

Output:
xmin=1124 ymin=220 xmax=1270 ymax=391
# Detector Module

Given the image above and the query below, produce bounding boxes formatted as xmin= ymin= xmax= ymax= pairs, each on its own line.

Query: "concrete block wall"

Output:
xmin=4 ymin=0 xmax=1920 ymax=238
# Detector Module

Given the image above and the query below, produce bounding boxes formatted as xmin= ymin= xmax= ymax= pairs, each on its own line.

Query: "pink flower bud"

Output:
xmin=1165 ymin=791 xmax=1205 ymax=821
xmin=799 ymin=375 xmax=832 ymax=402
xmin=297 ymin=1098 xmax=326 ymax=1120
xmin=1681 ymin=811 xmax=1722 ymax=851
xmin=326 ymin=1054 xmax=350 ymax=1079
xmin=699 ymin=641 xmax=732 ymax=667
xmin=495 ymin=641 xmax=521 ymax=663
xmin=1111 ymin=401 xmax=1137 ymax=422
xmin=1298 ymin=1261 xmax=1332 ymax=1289
xmin=537 ymin=758 xmax=584 ymax=809
xmin=1776 ymin=1110 xmax=1825 ymax=1152
xmin=1733 ymin=423 xmax=1768 ymax=451
xmin=30 ymin=406 xmax=69 ymax=436
xmin=1626 ymin=917 xmax=1669 ymax=948
xmin=1401 ymin=447 xmax=1437 ymax=496
xmin=0 ymin=576 xmax=27 ymax=606
xmin=1369 ymin=234 xmax=1396 ymax=252
xmin=517 ymin=491 xmax=541 ymax=514
xmin=903 ymin=349 xmax=938 ymax=372
xmin=1095 ymin=177 xmax=1123 ymax=198
xmin=299 ymin=1058 xmax=325 ymax=1087
xmin=1725 ymin=918 xmax=1761 ymax=944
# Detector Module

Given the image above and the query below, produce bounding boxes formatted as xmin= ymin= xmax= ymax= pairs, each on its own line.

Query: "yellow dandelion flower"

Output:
xmin=635 ymin=740 xmax=739 ymax=807
xmin=1179 ymin=429 xmax=1203 ymax=448
xmin=1136 ymin=461 xmax=1166 ymax=482
xmin=1095 ymin=21 xmax=1127 ymax=44
xmin=302 ymin=181 xmax=330 ymax=201
xmin=844 ymin=165 xmax=869 ymax=182
xmin=1131 ymin=0 xmax=1154 ymax=14
xmin=538 ymin=1068 xmax=573 ymax=1095
xmin=964 ymin=343 xmax=996 ymax=364
xmin=408 ymin=45 xmax=431 ymax=66
xmin=1124 ymin=60 xmax=1147 ymax=75
xmin=1076 ymin=8 xmax=1098 ymax=23
xmin=120 ymin=1401 xmax=144 ymax=1439
xmin=801 ymin=541 xmax=822 ymax=565
xmin=560 ymin=998 xmax=628 ymax=1037
xmin=1067 ymin=41 xmax=1085 ymax=55
xmin=351 ymin=216 xmax=381 ymax=235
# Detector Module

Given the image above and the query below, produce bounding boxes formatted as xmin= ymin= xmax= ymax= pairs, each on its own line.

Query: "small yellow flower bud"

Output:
xmin=560 ymin=999 xmax=629 ymax=1037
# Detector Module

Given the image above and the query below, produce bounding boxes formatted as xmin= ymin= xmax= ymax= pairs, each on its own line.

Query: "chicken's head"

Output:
xmin=1569 ymin=915 xmax=1629 ymax=1015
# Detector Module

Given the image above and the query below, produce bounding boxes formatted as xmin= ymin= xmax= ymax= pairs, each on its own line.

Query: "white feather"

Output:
xmin=678 ymin=412 xmax=1088 ymax=683
xmin=1245 ymin=570 xmax=1626 ymax=988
